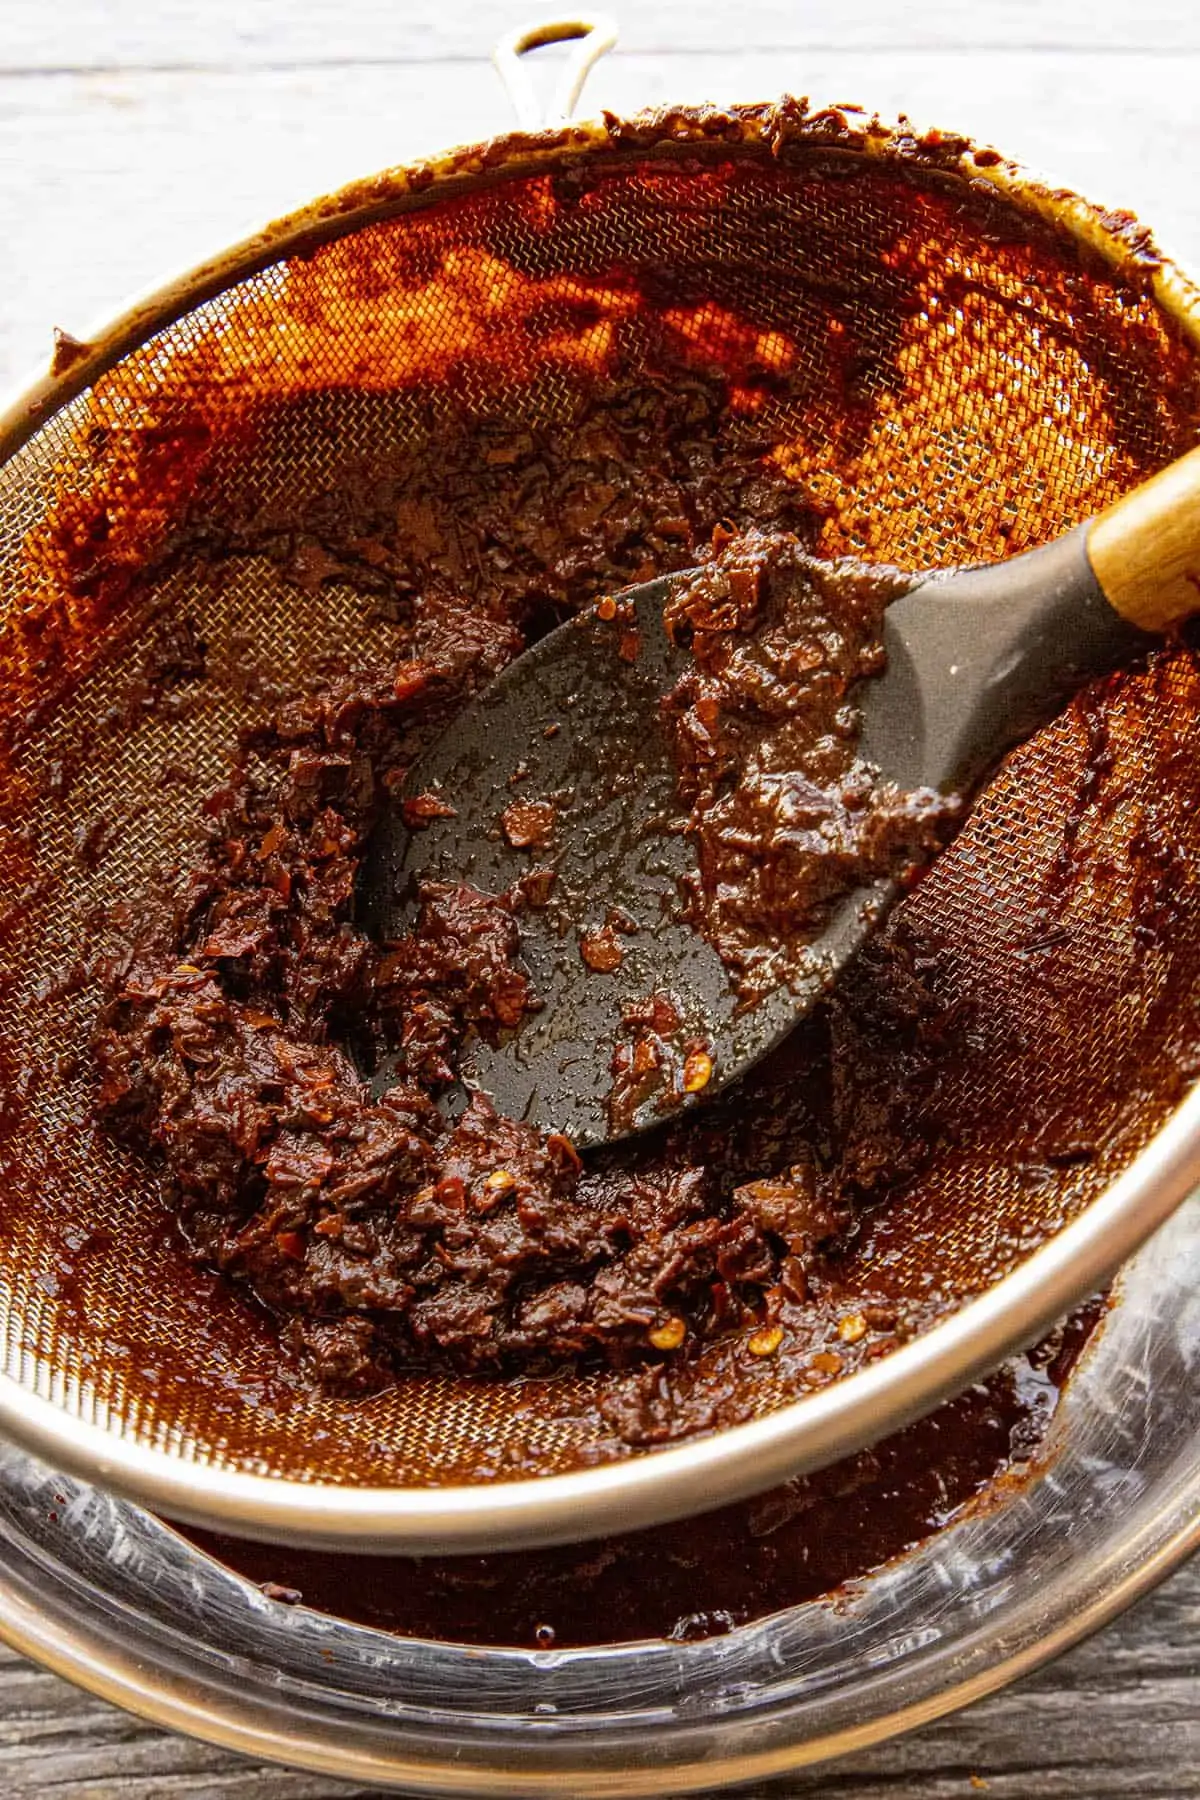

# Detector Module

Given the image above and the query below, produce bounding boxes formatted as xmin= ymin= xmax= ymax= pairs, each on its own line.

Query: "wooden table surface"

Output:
xmin=0 ymin=1 xmax=1197 ymax=1793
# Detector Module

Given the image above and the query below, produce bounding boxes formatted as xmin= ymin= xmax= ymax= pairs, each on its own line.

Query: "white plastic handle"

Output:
xmin=493 ymin=15 xmax=619 ymax=131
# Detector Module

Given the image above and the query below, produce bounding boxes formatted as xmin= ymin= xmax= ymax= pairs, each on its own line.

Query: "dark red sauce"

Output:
xmin=180 ymin=1298 xmax=1102 ymax=1648
xmin=88 ymin=383 xmax=965 ymax=1421
xmin=661 ymin=528 xmax=954 ymax=1001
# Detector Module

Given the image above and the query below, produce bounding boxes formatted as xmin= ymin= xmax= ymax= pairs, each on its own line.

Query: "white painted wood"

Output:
xmin=0 ymin=0 xmax=1196 ymax=1790
xmin=4 ymin=0 xmax=1200 ymax=67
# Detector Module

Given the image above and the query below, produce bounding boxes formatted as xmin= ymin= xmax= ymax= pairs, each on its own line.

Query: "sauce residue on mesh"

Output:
xmin=0 ymin=130 xmax=1195 ymax=1514
xmin=6 ymin=131 xmax=1195 ymax=782
xmin=88 ymin=564 xmax=964 ymax=1407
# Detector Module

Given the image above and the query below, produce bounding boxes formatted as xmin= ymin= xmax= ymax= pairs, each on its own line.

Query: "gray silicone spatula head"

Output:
xmin=360 ymin=555 xmax=926 ymax=1148
xmin=360 ymin=523 xmax=1151 ymax=1149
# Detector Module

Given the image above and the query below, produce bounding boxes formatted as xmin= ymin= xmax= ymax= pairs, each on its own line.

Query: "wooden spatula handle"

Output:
xmin=1087 ymin=440 xmax=1200 ymax=631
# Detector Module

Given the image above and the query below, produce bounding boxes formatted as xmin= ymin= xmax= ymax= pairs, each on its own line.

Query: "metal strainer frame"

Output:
xmin=0 ymin=25 xmax=1199 ymax=1553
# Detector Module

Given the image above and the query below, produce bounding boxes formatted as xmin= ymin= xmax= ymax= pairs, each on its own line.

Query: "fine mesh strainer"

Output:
xmin=1 ymin=21 xmax=1200 ymax=1552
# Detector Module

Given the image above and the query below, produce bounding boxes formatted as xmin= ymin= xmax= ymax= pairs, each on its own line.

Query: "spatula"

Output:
xmin=361 ymin=443 xmax=1200 ymax=1148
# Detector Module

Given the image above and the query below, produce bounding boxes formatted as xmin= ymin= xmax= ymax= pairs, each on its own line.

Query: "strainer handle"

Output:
xmin=493 ymin=15 xmax=619 ymax=131
xmin=1088 ymin=439 xmax=1200 ymax=632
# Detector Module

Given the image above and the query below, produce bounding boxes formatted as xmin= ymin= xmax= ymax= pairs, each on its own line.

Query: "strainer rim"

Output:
xmin=2 ymin=102 xmax=1198 ymax=1550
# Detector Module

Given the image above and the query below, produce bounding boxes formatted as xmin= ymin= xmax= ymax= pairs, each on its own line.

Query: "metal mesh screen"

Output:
xmin=0 ymin=139 xmax=1197 ymax=1487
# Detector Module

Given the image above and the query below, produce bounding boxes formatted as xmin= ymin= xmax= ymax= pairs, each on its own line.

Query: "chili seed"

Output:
xmin=748 ymin=1324 xmax=784 ymax=1357
xmin=648 ymin=1315 xmax=687 ymax=1351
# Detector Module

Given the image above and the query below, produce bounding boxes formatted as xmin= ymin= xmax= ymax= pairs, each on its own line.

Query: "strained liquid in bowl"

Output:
xmin=1 ymin=115 xmax=1198 ymax=1496
xmin=182 ymin=1298 xmax=1104 ymax=1646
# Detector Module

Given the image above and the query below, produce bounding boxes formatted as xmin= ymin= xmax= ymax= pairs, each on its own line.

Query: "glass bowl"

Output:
xmin=0 ymin=1195 xmax=1194 ymax=1796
